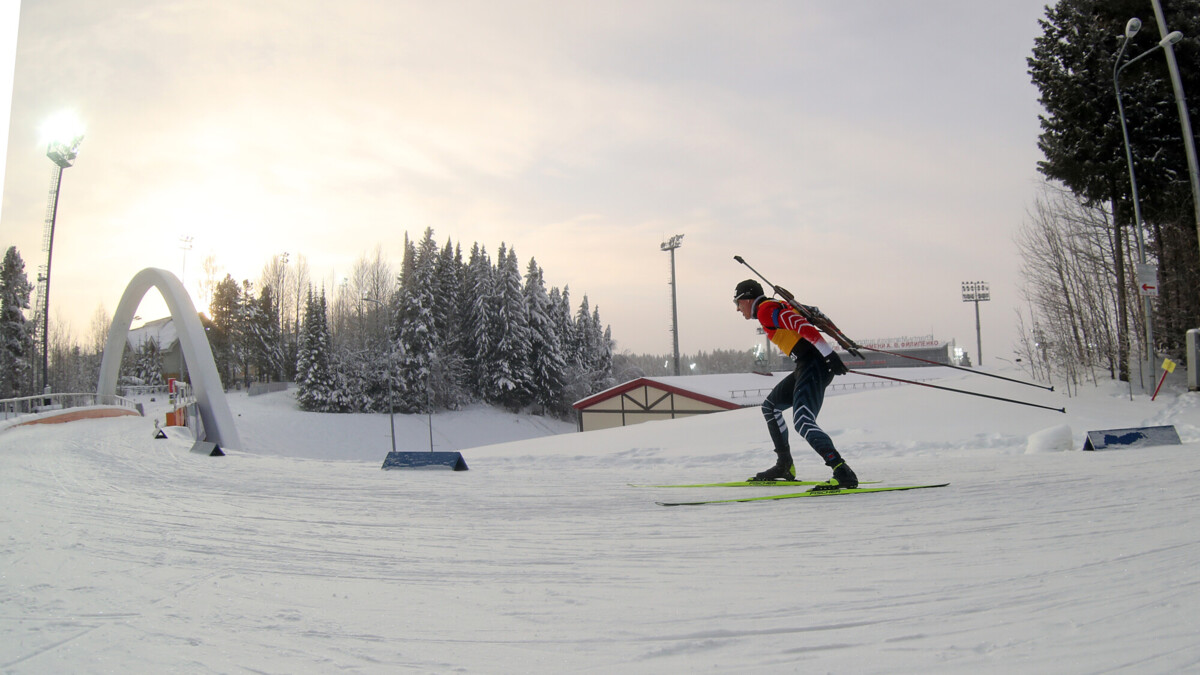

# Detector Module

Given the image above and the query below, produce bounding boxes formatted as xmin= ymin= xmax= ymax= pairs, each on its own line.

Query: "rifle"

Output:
xmin=735 ymin=255 xmax=1054 ymax=392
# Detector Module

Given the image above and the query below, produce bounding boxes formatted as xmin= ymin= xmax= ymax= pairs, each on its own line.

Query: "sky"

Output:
xmin=1 ymin=0 xmax=1054 ymax=363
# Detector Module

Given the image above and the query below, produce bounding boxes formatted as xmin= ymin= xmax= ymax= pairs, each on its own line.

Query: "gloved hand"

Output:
xmin=823 ymin=351 xmax=848 ymax=376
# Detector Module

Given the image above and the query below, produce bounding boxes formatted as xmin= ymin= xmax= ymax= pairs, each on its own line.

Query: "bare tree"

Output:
xmin=88 ymin=304 xmax=110 ymax=357
xmin=288 ymin=254 xmax=311 ymax=338
xmin=1017 ymin=182 xmax=1146 ymax=388
xmin=197 ymin=254 xmax=222 ymax=316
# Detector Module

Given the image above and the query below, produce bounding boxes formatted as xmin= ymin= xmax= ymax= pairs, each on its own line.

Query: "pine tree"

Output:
xmin=462 ymin=243 xmax=495 ymax=395
xmin=570 ymin=295 xmax=614 ymax=398
xmin=1029 ymin=0 xmax=1200 ymax=366
xmin=430 ymin=238 xmax=468 ymax=409
xmin=393 ymin=229 xmax=438 ymax=413
xmin=523 ymin=258 xmax=567 ymax=415
xmin=208 ymin=274 xmax=243 ymax=387
xmin=296 ymin=287 xmax=340 ymax=411
xmin=127 ymin=340 xmax=165 ymax=386
xmin=488 ymin=244 xmax=532 ymax=410
xmin=0 ymin=247 xmax=35 ymax=398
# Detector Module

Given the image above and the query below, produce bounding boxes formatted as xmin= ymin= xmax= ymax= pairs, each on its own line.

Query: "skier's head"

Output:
xmin=734 ymin=279 xmax=764 ymax=320
xmin=733 ymin=279 xmax=763 ymax=303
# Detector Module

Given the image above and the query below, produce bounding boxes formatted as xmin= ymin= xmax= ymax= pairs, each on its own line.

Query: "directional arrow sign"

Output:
xmin=1137 ymin=263 xmax=1159 ymax=297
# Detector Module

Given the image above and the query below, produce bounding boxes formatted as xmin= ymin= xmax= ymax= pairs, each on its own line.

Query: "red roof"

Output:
xmin=572 ymin=377 xmax=742 ymax=411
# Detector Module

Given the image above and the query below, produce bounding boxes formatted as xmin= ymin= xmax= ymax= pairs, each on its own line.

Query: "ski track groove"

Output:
xmin=4 ymin=409 xmax=1200 ymax=672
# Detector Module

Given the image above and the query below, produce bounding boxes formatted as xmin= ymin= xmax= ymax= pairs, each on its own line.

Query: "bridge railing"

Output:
xmin=0 ymin=392 xmax=142 ymax=421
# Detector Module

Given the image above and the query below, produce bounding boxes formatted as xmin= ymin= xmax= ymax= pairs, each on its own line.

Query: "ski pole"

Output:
xmin=735 ymin=255 xmax=1053 ymax=392
xmin=848 ymin=369 xmax=1066 ymax=414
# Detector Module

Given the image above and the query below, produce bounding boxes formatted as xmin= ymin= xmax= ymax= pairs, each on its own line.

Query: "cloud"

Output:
xmin=4 ymin=0 xmax=1050 ymax=358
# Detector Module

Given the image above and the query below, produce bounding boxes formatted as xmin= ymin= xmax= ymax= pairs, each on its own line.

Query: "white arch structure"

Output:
xmin=97 ymin=268 xmax=243 ymax=450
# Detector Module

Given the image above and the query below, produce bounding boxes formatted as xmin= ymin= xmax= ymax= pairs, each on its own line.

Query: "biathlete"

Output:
xmin=734 ymin=279 xmax=858 ymax=487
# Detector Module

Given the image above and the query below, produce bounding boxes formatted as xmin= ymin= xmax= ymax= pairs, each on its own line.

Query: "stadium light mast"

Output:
xmin=36 ymin=111 xmax=84 ymax=393
xmin=962 ymin=281 xmax=989 ymax=367
xmin=661 ymin=234 xmax=684 ymax=376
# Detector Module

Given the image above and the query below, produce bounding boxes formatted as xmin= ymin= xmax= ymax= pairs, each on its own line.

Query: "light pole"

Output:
xmin=1114 ymin=18 xmax=1182 ymax=388
xmin=1148 ymin=0 xmax=1200 ymax=265
xmin=962 ymin=281 xmax=989 ymax=367
xmin=38 ymin=112 xmax=84 ymax=393
xmin=179 ymin=235 xmax=193 ymax=287
xmin=660 ymin=234 xmax=683 ymax=376
xmin=362 ymin=297 xmax=396 ymax=453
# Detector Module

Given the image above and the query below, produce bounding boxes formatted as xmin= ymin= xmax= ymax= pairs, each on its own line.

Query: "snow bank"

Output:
xmin=1025 ymin=423 xmax=1074 ymax=453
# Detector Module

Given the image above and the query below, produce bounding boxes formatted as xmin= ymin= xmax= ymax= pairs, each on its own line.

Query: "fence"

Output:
xmin=249 ymin=382 xmax=289 ymax=396
xmin=0 ymin=392 xmax=142 ymax=421
xmin=119 ymin=384 xmax=172 ymax=397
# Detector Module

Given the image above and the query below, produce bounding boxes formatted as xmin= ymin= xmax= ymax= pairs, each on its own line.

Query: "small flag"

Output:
xmin=1153 ymin=359 xmax=1177 ymax=401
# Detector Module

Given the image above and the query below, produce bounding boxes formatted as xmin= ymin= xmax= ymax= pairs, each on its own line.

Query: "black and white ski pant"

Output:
xmin=761 ymin=357 xmax=844 ymax=467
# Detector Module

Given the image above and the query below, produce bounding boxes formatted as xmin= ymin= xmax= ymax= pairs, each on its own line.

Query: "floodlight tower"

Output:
xmin=962 ymin=281 xmax=989 ymax=367
xmin=661 ymin=234 xmax=684 ymax=376
xmin=36 ymin=112 xmax=84 ymax=393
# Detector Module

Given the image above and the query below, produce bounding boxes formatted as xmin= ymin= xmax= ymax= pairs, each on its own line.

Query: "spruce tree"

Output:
xmin=523 ymin=258 xmax=567 ymax=415
xmin=0 ymin=247 xmax=35 ymax=398
xmin=1029 ymin=0 xmax=1200 ymax=363
xmin=462 ymin=243 xmax=495 ymax=395
xmin=208 ymin=274 xmax=242 ymax=387
xmin=393 ymin=229 xmax=437 ymax=413
xmin=489 ymin=244 xmax=531 ymax=410
xmin=296 ymin=288 xmax=339 ymax=411
xmin=431 ymin=239 xmax=467 ymax=409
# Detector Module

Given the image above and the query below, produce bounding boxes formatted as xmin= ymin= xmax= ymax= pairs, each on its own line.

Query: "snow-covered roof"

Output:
xmin=126 ymin=317 xmax=179 ymax=351
xmin=574 ymin=372 xmax=787 ymax=410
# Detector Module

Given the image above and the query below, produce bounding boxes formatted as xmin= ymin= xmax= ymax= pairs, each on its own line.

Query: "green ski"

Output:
xmin=630 ymin=479 xmax=881 ymax=488
xmin=656 ymin=483 xmax=949 ymax=506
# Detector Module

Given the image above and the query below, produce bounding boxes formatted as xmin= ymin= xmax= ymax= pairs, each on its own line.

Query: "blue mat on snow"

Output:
xmin=381 ymin=451 xmax=469 ymax=471
xmin=1082 ymin=425 xmax=1181 ymax=451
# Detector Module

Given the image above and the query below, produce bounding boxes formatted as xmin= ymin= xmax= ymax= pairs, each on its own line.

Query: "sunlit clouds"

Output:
xmin=3 ymin=0 xmax=1048 ymax=358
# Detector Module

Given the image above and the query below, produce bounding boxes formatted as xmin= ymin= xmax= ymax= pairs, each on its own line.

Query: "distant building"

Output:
xmin=572 ymin=373 xmax=786 ymax=432
xmin=840 ymin=336 xmax=959 ymax=369
xmin=574 ymin=358 xmax=959 ymax=432
xmin=126 ymin=317 xmax=185 ymax=381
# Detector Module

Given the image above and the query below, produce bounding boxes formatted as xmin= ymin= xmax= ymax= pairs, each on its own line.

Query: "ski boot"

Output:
xmin=750 ymin=451 xmax=796 ymax=482
xmin=830 ymin=462 xmax=858 ymax=489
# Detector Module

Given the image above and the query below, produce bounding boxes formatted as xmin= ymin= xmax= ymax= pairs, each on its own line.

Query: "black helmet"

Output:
xmin=734 ymin=279 xmax=763 ymax=302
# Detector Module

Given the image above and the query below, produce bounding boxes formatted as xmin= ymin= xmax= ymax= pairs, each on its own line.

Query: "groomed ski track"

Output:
xmin=2 ymin=374 xmax=1200 ymax=673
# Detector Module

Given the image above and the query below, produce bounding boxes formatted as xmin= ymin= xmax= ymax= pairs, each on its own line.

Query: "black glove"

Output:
xmin=824 ymin=351 xmax=848 ymax=376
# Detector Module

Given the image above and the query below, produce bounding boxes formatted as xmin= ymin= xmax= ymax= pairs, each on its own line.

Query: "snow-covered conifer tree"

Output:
xmin=488 ymin=244 xmax=532 ymax=410
xmin=431 ymin=238 xmax=468 ymax=409
xmin=0 ymin=247 xmax=35 ymax=397
xmin=462 ymin=243 xmax=495 ymax=395
xmin=523 ymin=258 xmax=567 ymax=415
xmin=393 ymin=229 xmax=438 ymax=413
xmin=296 ymin=287 xmax=340 ymax=411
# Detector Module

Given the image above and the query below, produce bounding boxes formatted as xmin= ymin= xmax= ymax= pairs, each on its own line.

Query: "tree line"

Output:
xmin=213 ymin=228 xmax=615 ymax=416
xmin=0 ymin=229 xmax=616 ymax=419
xmin=1023 ymin=0 xmax=1200 ymax=386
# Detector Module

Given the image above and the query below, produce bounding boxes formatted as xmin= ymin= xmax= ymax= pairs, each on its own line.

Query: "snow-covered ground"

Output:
xmin=3 ymin=366 xmax=1199 ymax=673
